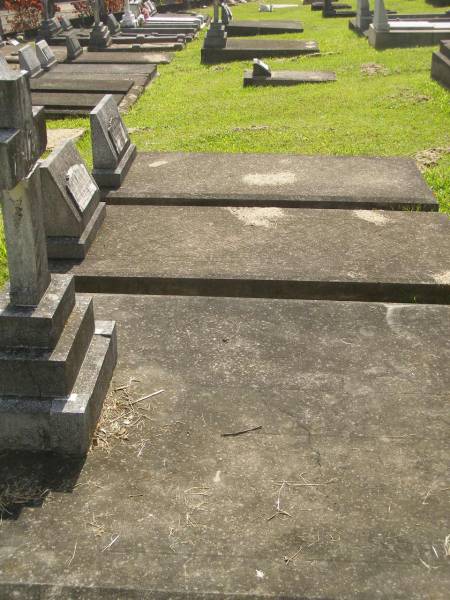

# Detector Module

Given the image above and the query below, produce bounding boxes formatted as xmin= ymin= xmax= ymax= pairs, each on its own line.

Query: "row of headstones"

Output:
xmin=1 ymin=54 xmax=134 ymax=259
xmin=0 ymin=68 xmax=117 ymax=453
xmin=17 ymin=37 xmax=97 ymax=77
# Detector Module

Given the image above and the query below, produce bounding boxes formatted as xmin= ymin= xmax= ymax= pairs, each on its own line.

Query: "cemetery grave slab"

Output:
xmin=43 ymin=71 xmax=150 ymax=87
xmin=54 ymin=205 xmax=450 ymax=304
xmin=368 ymin=23 xmax=450 ymax=49
xmin=103 ymin=152 xmax=437 ymax=211
xmin=431 ymin=39 xmax=450 ymax=88
xmin=49 ymin=62 xmax=159 ymax=76
xmin=0 ymin=293 xmax=449 ymax=596
xmin=30 ymin=78 xmax=134 ymax=94
xmin=226 ymin=19 xmax=304 ymax=36
xmin=244 ymin=69 xmax=336 ymax=86
xmin=201 ymin=39 xmax=319 ymax=64
xmin=65 ymin=50 xmax=171 ymax=64
xmin=31 ymin=92 xmax=124 ymax=117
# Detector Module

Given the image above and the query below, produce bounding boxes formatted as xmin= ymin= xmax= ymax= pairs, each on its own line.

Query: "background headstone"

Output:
xmin=19 ymin=45 xmax=43 ymax=79
xmin=66 ymin=35 xmax=84 ymax=60
xmin=253 ymin=58 xmax=271 ymax=76
xmin=36 ymin=40 xmax=58 ymax=71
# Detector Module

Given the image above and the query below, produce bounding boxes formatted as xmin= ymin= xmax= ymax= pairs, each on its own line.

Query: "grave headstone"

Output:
xmin=89 ymin=0 xmax=112 ymax=50
xmin=59 ymin=15 xmax=74 ymax=31
xmin=36 ymin=40 xmax=58 ymax=71
xmin=66 ymin=34 xmax=84 ymax=60
xmin=252 ymin=58 xmax=271 ymax=77
xmin=355 ymin=0 xmax=371 ymax=31
xmin=221 ymin=3 xmax=234 ymax=25
xmin=373 ymin=0 xmax=389 ymax=31
xmin=107 ymin=13 xmax=121 ymax=35
xmin=39 ymin=140 xmax=106 ymax=258
xmin=19 ymin=45 xmax=43 ymax=79
xmin=0 ymin=69 xmax=116 ymax=454
xmin=39 ymin=1 xmax=63 ymax=41
xmin=204 ymin=0 xmax=227 ymax=48
xmin=0 ymin=17 xmax=5 ymax=48
xmin=90 ymin=94 xmax=137 ymax=188
xmin=122 ymin=0 xmax=138 ymax=27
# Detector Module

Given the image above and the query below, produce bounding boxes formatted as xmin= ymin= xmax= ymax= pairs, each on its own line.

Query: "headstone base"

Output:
xmin=203 ymin=23 xmax=227 ymax=48
xmin=0 ymin=320 xmax=117 ymax=455
xmin=431 ymin=41 xmax=450 ymax=88
xmin=46 ymin=201 xmax=107 ymax=260
xmin=93 ymin=143 xmax=137 ymax=189
xmin=88 ymin=24 xmax=112 ymax=51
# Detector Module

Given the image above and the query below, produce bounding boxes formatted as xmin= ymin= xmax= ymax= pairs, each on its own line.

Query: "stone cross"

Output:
xmin=0 ymin=71 xmax=49 ymax=306
xmin=373 ymin=0 xmax=389 ymax=31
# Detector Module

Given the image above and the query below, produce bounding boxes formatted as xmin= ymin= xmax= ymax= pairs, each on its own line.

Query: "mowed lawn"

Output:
xmin=0 ymin=0 xmax=449 ymax=286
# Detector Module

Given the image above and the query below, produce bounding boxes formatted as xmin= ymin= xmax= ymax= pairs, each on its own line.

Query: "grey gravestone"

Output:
xmin=66 ymin=34 xmax=84 ymax=60
xmin=89 ymin=0 xmax=112 ymax=50
xmin=59 ymin=16 xmax=74 ymax=31
xmin=90 ymin=94 xmax=137 ymax=188
xmin=204 ymin=0 xmax=227 ymax=48
xmin=36 ymin=40 xmax=58 ymax=71
xmin=39 ymin=140 xmax=106 ymax=258
xmin=19 ymin=45 xmax=43 ymax=78
xmin=39 ymin=1 xmax=63 ymax=41
xmin=0 ymin=69 xmax=116 ymax=454
xmin=373 ymin=0 xmax=389 ymax=31
xmin=0 ymin=17 xmax=5 ymax=47
xmin=107 ymin=14 xmax=121 ymax=35
xmin=0 ymin=56 xmax=11 ymax=75
xmin=253 ymin=58 xmax=271 ymax=76
xmin=221 ymin=3 xmax=233 ymax=25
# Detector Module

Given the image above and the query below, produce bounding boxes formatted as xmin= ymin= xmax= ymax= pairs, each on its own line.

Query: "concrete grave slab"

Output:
xmin=54 ymin=205 xmax=450 ymax=304
xmin=31 ymin=92 xmax=124 ymax=117
xmin=226 ymin=19 xmax=304 ymax=35
xmin=48 ymin=61 xmax=159 ymax=77
xmin=30 ymin=78 xmax=134 ymax=94
xmin=66 ymin=50 xmax=171 ymax=64
xmin=103 ymin=152 xmax=437 ymax=211
xmin=244 ymin=68 xmax=336 ymax=86
xmin=431 ymin=40 xmax=450 ymax=88
xmin=202 ymin=39 xmax=319 ymax=64
xmin=0 ymin=293 xmax=448 ymax=595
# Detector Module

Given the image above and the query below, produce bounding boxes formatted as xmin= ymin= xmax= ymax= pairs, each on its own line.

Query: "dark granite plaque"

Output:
xmin=108 ymin=115 xmax=129 ymax=157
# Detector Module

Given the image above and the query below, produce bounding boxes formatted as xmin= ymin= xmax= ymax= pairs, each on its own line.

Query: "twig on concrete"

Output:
xmin=66 ymin=540 xmax=78 ymax=567
xmin=101 ymin=534 xmax=120 ymax=552
xmin=284 ymin=545 xmax=303 ymax=565
xmin=222 ymin=425 xmax=262 ymax=437
xmin=130 ymin=389 xmax=165 ymax=405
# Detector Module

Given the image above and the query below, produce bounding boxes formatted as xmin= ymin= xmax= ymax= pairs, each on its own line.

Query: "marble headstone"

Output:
xmin=36 ymin=40 xmax=58 ymax=70
xmin=18 ymin=45 xmax=43 ymax=78
xmin=253 ymin=58 xmax=272 ymax=77
xmin=107 ymin=13 xmax=121 ymax=35
xmin=90 ymin=94 xmax=137 ymax=188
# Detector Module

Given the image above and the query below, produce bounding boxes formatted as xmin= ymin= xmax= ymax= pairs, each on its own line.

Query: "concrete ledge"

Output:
xmin=0 ymin=321 xmax=116 ymax=454
xmin=244 ymin=69 xmax=336 ymax=86
xmin=201 ymin=39 xmax=319 ymax=64
xmin=47 ymin=202 xmax=106 ymax=261
xmin=93 ymin=144 xmax=137 ymax=190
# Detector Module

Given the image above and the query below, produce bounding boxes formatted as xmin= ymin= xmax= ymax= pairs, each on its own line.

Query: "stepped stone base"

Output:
xmin=0 ymin=321 xmax=117 ymax=455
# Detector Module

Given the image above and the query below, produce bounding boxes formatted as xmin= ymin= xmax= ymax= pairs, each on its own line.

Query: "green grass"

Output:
xmin=0 ymin=0 xmax=449 ymax=286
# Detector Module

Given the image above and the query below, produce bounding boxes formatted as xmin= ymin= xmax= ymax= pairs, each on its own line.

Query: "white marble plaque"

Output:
xmin=66 ymin=163 xmax=97 ymax=213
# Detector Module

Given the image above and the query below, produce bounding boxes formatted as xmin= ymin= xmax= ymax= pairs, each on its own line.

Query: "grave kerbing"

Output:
xmin=39 ymin=140 xmax=107 ymax=259
xmin=0 ymin=69 xmax=117 ymax=454
xmin=90 ymin=94 xmax=137 ymax=188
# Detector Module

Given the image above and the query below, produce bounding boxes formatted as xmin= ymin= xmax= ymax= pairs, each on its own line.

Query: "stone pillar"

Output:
xmin=373 ymin=0 xmax=389 ymax=31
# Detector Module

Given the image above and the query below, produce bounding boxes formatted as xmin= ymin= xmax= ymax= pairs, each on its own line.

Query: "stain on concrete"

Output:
xmin=353 ymin=210 xmax=390 ymax=225
xmin=433 ymin=271 xmax=450 ymax=284
xmin=242 ymin=172 xmax=296 ymax=186
xmin=148 ymin=160 xmax=169 ymax=168
xmin=226 ymin=207 xmax=285 ymax=228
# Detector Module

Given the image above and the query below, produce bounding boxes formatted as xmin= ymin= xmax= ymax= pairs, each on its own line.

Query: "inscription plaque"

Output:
xmin=108 ymin=116 xmax=129 ymax=158
xmin=66 ymin=164 xmax=97 ymax=213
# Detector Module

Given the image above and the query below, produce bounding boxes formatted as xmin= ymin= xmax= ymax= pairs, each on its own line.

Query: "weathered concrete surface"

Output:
xmin=244 ymin=69 xmax=336 ymax=86
xmin=431 ymin=40 xmax=450 ymax=88
xmin=226 ymin=19 xmax=304 ymax=36
xmin=104 ymin=152 xmax=437 ymax=211
xmin=66 ymin=50 xmax=171 ymax=64
xmin=0 ymin=294 xmax=448 ymax=597
xmin=30 ymin=78 xmax=133 ymax=94
xmin=49 ymin=62 xmax=159 ymax=77
xmin=201 ymin=39 xmax=318 ymax=64
xmin=52 ymin=206 xmax=450 ymax=303
xmin=30 ymin=91 xmax=123 ymax=117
